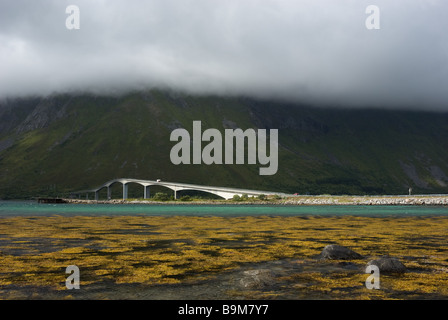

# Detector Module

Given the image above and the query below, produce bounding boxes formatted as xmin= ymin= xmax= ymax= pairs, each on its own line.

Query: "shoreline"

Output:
xmin=60 ymin=194 xmax=448 ymax=206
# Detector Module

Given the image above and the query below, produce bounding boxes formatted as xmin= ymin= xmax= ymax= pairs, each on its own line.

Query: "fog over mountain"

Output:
xmin=1 ymin=0 xmax=447 ymax=110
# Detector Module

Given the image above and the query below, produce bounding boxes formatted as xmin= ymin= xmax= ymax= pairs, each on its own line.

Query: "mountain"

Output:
xmin=1 ymin=90 xmax=448 ymax=199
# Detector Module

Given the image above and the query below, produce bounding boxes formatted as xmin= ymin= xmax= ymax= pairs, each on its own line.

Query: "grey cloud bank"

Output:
xmin=0 ymin=0 xmax=447 ymax=110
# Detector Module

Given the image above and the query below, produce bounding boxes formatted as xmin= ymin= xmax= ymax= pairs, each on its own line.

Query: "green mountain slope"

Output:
xmin=1 ymin=90 xmax=448 ymax=199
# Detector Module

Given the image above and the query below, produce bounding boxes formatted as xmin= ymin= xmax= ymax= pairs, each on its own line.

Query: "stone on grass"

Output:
xmin=319 ymin=244 xmax=363 ymax=260
xmin=367 ymin=256 xmax=407 ymax=273
xmin=239 ymin=269 xmax=275 ymax=289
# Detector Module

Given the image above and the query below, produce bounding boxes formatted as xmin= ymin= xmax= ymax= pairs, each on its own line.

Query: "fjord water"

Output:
xmin=1 ymin=201 xmax=447 ymax=216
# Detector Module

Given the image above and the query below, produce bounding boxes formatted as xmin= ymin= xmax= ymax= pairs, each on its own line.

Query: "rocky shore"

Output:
xmin=62 ymin=195 xmax=448 ymax=206
xmin=281 ymin=195 xmax=448 ymax=206
xmin=1 ymin=215 xmax=447 ymax=299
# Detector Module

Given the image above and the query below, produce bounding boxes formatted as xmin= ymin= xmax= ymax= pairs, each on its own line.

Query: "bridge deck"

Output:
xmin=72 ymin=178 xmax=287 ymax=200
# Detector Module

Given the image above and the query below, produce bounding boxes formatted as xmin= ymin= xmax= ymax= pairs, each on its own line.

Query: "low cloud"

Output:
xmin=0 ymin=0 xmax=447 ymax=110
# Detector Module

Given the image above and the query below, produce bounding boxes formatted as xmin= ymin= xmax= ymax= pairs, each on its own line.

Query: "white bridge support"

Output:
xmin=72 ymin=178 xmax=288 ymax=201
xmin=123 ymin=183 xmax=129 ymax=200
xmin=144 ymin=185 xmax=150 ymax=199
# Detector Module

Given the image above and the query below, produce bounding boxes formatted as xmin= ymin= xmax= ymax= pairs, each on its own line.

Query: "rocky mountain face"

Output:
xmin=15 ymin=96 xmax=72 ymax=134
xmin=0 ymin=90 xmax=447 ymax=198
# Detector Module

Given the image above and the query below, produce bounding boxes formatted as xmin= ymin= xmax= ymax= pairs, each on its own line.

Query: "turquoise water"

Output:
xmin=0 ymin=201 xmax=447 ymax=216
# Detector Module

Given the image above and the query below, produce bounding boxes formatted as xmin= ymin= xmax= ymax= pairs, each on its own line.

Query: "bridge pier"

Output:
xmin=123 ymin=183 xmax=128 ymax=200
xmin=144 ymin=186 xmax=150 ymax=199
xmin=107 ymin=186 xmax=111 ymax=200
xmin=95 ymin=191 xmax=99 ymax=201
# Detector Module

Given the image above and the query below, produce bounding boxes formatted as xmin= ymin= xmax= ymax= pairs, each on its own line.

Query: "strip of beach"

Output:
xmin=61 ymin=194 xmax=448 ymax=205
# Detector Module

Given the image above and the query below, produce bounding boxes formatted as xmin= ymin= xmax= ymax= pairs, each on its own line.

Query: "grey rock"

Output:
xmin=16 ymin=96 xmax=71 ymax=134
xmin=367 ymin=256 xmax=407 ymax=273
xmin=239 ymin=269 xmax=275 ymax=289
xmin=319 ymin=244 xmax=363 ymax=260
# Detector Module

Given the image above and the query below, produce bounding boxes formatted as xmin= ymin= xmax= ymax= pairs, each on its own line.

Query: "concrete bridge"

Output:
xmin=70 ymin=178 xmax=288 ymax=200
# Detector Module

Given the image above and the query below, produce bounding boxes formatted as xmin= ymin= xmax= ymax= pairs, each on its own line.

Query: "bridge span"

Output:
xmin=71 ymin=178 xmax=288 ymax=200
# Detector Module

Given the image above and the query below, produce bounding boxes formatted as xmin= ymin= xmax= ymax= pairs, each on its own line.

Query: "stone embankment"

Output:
xmin=281 ymin=196 xmax=448 ymax=206
xmin=63 ymin=195 xmax=448 ymax=205
xmin=64 ymin=199 xmax=236 ymax=205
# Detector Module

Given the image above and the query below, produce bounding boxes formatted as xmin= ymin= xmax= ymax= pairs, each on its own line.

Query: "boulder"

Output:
xmin=319 ymin=244 xmax=363 ymax=260
xmin=239 ymin=269 xmax=275 ymax=289
xmin=367 ymin=256 xmax=407 ymax=273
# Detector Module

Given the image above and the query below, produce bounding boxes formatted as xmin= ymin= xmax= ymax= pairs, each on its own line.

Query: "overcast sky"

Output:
xmin=0 ymin=0 xmax=447 ymax=110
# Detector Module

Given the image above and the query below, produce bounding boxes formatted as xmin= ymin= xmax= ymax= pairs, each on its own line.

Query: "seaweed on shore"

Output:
xmin=0 ymin=215 xmax=447 ymax=299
